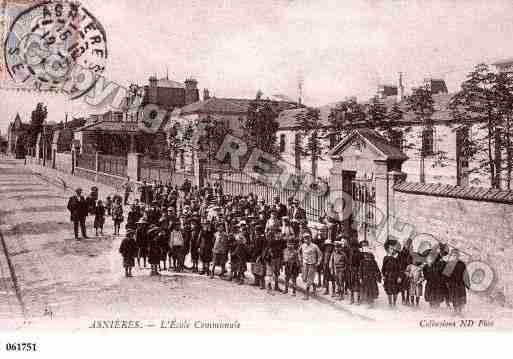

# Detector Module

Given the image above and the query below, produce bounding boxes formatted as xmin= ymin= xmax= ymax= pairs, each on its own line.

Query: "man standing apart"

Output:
xmin=67 ymin=188 xmax=89 ymax=240
xmin=300 ymin=233 xmax=322 ymax=300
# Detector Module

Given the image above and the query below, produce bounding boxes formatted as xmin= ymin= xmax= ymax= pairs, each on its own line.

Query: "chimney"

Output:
xmin=184 ymin=78 xmax=199 ymax=105
xmin=148 ymin=76 xmax=158 ymax=104
xmin=398 ymin=72 xmax=404 ymax=102
xmin=184 ymin=78 xmax=198 ymax=90
xmin=203 ymin=88 xmax=210 ymax=101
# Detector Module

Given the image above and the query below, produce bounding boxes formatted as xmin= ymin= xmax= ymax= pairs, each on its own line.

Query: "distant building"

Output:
xmin=492 ymin=58 xmax=513 ymax=73
xmin=125 ymin=75 xmax=200 ymax=123
xmin=6 ymin=113 xmax=30 ymax=158
xmin=275 ymin=78 xmax=490 ymax=187
xmin=170 ymin=96 xmax=301 ymax=170
xmin=423 ymin=78 xmax=448 ymax=95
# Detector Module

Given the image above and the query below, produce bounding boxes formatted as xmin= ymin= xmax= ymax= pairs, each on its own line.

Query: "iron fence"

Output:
xmin=97 ymin=154 xmax=127 ymax=178
xmin=76 ymin=153 xmax=95 ymax=171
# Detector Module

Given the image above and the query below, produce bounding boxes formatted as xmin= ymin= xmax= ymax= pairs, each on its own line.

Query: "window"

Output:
xmin=279 ymin=134 xmax=286 ymax=153
xmin=389 ymin=130 xmax=403 ymax=150
xmin=421 ymin=127 xmax=434 ymax=156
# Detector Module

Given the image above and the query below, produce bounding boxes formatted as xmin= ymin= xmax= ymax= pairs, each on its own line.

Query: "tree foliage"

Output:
xmin=29 ymin=103 xmax=47 ymax=147
xmin=327 ymin=98 xmax=365 ymax=140
xmin=449 ymin=63 xmax=513 ymax=188
xmin=295 ymin=107 xmax=325 ymax=182
xmin=239 ymin=93 xmax=280 ymax=155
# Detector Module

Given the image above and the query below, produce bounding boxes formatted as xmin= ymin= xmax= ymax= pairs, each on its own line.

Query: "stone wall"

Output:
xmin=391 ymin=185 xmax=513 ymax=306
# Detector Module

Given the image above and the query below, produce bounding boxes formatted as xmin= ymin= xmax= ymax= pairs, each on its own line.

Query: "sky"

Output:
xmin=2 ymin=0 xmax=513 ymax=134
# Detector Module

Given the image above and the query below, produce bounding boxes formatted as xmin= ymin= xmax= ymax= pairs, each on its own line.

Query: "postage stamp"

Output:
xmin=1 ymin=0 xmax=107 ymax=93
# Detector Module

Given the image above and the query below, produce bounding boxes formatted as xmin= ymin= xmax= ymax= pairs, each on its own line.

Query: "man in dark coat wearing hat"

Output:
xmin=67 ymin=188 xmax=89 ymax=240
xmin=359 ymin=240 xmax=382 ymax=307
xmin=445 ymin=249 xmax=470 ymax=314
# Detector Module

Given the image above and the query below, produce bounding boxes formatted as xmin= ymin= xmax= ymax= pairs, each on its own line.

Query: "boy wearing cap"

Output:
xmin=264 ymin=231 xmax=286 ymax=293
xmin=250 ymin=224 xmax=267 ymax=289
xmin=283 ymin=237 xmax=301 ymax=296
xmin=329 ymin=240 xmax=349 ymax=300
xmin=299 ymin=233 xmax=323 ymax=300
xmin=169 ymin=222 xmax=184 ymax=272
xmin=190 ymin=220 xmax=201 ymax=272
xmin=119 ymin=230 xmax=137 ymax=277
xmin=211 ymin=223 xmax=229 ymax=278
xmin=382 ymin=239 xmax=402 ymax=308
xmin=148 ymin=226 xmax=162 ymax=275
xmin=135 ymin=218 xmax=149 ymax=268
xmin=322 ymin=240 xmax=335 ymax=296
xmin=231 ymin=226 xmax=250 ymax=284
xmin=198 ymin=221 xmax=214 ymax=275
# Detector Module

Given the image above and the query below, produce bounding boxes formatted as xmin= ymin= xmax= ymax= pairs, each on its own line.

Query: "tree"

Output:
xmin=327 ymin=98 xmax=366 ymax=143
xmin=449 ymin=64 xmax=502 ymax=188
xmin=240 ymin=93 xmax=280 ymax=155
xmin=295 ymin=107 xmax=324 ymax=181
xmin=0 ymin=132 xmax=7 ymax=154
xmin=199 ymin=115 xmax=231 ymax=165
xmin=406 ymin=86 xmax=446 ymax=183
xmin=491 ymin=72 xmax=513 ymax=189
xmin=29 ymin=103 xmax=47 ymax=147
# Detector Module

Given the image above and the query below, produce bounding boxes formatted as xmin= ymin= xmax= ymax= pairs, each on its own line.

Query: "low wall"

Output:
xmin=392 ymin=183 xmax=513 ymax=306
xmin=75 ymin=167 xmax=126 ymax=190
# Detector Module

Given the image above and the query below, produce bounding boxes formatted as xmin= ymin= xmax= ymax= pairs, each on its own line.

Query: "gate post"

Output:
xmin=127 ymin=153 xmax=141 ymax=181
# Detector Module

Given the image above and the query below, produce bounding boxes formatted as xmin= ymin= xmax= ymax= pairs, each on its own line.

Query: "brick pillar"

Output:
xmin=374 ymin=164 xmax=407 ymax=243
xmin=193 ymin=150 xmax=206 ymax=188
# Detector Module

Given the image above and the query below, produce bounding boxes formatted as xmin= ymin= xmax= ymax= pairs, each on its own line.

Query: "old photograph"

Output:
xmin=1 ymin=0 xmax=513 ymax=353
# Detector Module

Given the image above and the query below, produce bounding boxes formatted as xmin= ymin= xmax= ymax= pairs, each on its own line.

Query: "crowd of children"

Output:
xmin=113 ymin=179 xmax=471 ymax=313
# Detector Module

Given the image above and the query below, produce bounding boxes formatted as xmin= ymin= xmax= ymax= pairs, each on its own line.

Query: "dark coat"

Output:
xmin=423 ymin=258 xmax=449 ymax=304
xmin=347 ymin=246 xmax=362 ymax=291
xmin=119 ymin=238 xmax=137 ymax=267
xmin=67 ymin=195 xmax=88 ymax=222
xmin=135 ymin=224 xmax=149 ymax=250
xmin=251 ymin=233 xmax=267 ymax=262
xmin=199 ymin=230 xmax=214 ymax=263
xmin=93 ymin=204 xmax=106 ymax=228
xmin=382 ymin=255 xmax=402 ymax=295
xmin=359 ymin=252 xmax=381 ymax=300
xmin=447 ymin=260 xmax=469 ymax=307
xmin=397 ymin=247 xmax=412 ymax=290
xmin=148 ymin=239 xmax=162 ymax=265
xmin=126 ymin=210 xmax=139 ymax=230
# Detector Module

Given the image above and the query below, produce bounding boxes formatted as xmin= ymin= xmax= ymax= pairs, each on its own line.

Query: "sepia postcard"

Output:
xmin=1 ymin=0 xmax=513 ymax=356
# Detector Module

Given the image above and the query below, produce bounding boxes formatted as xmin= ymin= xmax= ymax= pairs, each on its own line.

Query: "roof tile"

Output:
xmin=394 ymin=181 xmax=513 ymax=204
